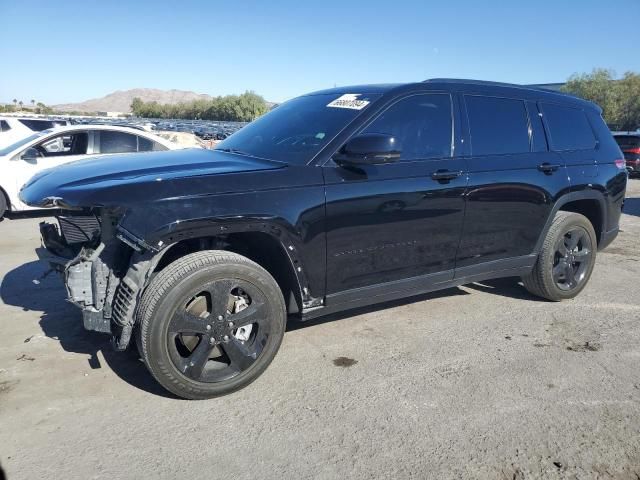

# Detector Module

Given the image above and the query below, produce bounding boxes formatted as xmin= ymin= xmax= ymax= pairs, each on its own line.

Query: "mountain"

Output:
xmin=53 ymin=88 xmax=216 ymax=113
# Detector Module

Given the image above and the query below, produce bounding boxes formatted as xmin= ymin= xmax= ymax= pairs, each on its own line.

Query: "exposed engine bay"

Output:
xmin=37 ymin=209 xmax=150 ymax=350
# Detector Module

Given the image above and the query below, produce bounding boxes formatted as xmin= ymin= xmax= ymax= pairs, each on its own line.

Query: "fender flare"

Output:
xmin=134 ymin=218 xmax=313 ymax=307
xmin=533 ymin=190 xmax=607 ymax=253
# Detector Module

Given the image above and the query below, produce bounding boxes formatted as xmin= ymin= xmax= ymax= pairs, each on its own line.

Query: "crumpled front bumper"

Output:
xmin=37 ymin=222 xmax=113 ymax=334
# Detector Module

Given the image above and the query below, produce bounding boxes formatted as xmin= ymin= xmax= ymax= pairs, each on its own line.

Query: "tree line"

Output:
xmin=0 ymin=100 xmax=54 ymax=114
xmin=130 ymin=91 xmax=270 ymax=122
xmin=561 ymin=69 xmax=640 ymax=131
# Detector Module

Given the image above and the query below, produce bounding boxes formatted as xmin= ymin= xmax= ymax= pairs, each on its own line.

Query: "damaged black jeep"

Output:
xmin=20 ymin=80 xmax=627 ymax=399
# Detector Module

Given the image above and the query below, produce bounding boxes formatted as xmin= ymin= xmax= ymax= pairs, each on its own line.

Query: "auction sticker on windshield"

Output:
xmin=327 ymin=94 xmax=370 ymax=110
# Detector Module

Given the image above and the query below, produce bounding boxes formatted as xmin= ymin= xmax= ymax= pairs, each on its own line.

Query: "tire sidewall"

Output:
xmin=0 ymin=190 xmax=6 ymax=220
xmin=143 ymin=261 xmax=286 ymax=399
xmin=540 ymin=215 xmax=597 ymax=300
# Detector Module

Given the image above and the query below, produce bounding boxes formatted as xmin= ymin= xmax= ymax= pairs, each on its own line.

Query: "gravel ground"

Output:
xmin=1 ymin=180 xmax=639 ymax=480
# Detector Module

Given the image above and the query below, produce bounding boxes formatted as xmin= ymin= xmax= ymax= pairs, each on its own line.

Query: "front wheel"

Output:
xmin=137 ymin=251 xmax=286 ymax=399
xmin=522 ymin=211 xmax=597 ymax=301
xmin=0 ymin=190 xmax=7 ymax=221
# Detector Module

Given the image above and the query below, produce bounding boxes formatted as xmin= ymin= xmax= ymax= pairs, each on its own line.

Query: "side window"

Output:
xmin=0 ymin=120 xmax=10 ymax=132
xmin=361 ymin=94 xmax=452 ymax=161
xmin=38 ymin=132 xmax=88 ymax=157
xmin=465 ymin=95 xmax=530 ymax=156
xmin=540 ymin=103 xmax=596 ymax=151
xmin=138 ymin=136 xmax=168 ymax=152
xmin=99 ymin=131 xmax=138 ymax=154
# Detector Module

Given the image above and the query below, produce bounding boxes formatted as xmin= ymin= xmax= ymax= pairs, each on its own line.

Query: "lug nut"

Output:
xmin=209 ymin=338 xmax=216 ymax=345
xmin=206 ymin=325 xmax=211 ymax=331
xmin=217 ymin=315 xmax=224 ymax=321
xmin=228 ymin=322 xmax=234 ymax=328
xmin=223 ymin=335 xmax=230 ymax=342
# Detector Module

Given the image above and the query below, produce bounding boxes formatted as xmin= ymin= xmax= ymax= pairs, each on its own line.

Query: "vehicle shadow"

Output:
xmin=0 ymin=260 xmax=175 ymax=399
xmin=464 ymin=277 xmax=544 ymax=301
xmin=287 ymin=277 xmax=539 ymax=332
xmin=1 ymin=261 xmax=537 ymax=396
xmin=623 ymin=197 xmax=640 ymax=218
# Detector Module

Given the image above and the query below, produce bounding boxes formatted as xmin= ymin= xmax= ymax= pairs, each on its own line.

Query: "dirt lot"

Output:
xmin=1 ymin=180 xmax=639 ymax=480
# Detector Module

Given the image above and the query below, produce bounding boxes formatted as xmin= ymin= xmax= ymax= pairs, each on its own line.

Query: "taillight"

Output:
xmin=623 ymin=147 xmax=640 ymax=154
xmin=614 ymin=159 xmax=626 ymax=169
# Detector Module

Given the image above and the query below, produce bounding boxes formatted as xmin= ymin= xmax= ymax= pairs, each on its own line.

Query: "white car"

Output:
xmin=0 ymin=117 xmax=70 ymax=148
xmin=0 ymin=124 xmax=185 ymax=219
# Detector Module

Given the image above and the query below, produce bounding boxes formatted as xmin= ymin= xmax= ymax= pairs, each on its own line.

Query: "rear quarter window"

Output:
xmin=0 ymin=120 xmax=10 ymax=132
xmin=138 ymin=136 xmax=168 ymax=152
xmin=540 ymin=103 xmax=596 ymax=151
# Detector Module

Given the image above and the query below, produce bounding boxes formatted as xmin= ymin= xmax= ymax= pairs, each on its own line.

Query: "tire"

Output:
xmin=0 ymin=190 xmax=7 ymax=221
xmin=522 ymin=211 xmax=597 ymax=301
xmin=137 ymin=250 xmax=286 ymax=399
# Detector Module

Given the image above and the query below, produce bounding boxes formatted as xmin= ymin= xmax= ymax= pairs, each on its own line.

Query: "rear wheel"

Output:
xmin=137 ymin=250 xmax=286 ymax=399
xmin=0 ymin=190 xmax=7 ymax=221
xmin=522 ymin=212 xmax=597 ymax=301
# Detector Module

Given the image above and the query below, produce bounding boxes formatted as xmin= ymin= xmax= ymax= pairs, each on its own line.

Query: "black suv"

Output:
xmin=20 ymin=79 xmax=627 ymax=399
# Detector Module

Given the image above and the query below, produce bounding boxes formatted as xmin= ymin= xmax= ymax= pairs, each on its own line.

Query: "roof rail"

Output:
xmin=422 ymin=77 xmax=586 ymax=100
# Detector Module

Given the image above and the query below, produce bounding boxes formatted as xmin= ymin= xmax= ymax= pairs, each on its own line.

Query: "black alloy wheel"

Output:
xmin=551 ymin=226 xmax=593 ymax=291
xmin=137 ymin=251 xmax=286 ymax=399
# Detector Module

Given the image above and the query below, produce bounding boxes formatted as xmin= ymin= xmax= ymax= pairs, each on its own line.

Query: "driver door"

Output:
xmin=13 ymin=131 xmax=90 ymax=210
xmin=323 ymin=93 xmax=468 ymax=303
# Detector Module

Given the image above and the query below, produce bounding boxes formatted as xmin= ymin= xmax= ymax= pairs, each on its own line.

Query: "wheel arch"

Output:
xmin=534 ymin=190 xmax=607 ymax=253
xmin=145 ymin=228 xmax=308 ymax=316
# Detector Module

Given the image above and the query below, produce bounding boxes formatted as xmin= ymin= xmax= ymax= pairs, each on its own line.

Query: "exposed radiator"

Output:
xmin=57 ymin=215 xmax=101 ymax=244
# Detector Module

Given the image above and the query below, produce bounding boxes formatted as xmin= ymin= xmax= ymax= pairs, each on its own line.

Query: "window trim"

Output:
xmin=538 ymin=101 xmax=598 ymax=152
xmin=347 ymin=92 xmax=455 ymax=163
xmin=463 ymin=94 xmax=533 ymax=157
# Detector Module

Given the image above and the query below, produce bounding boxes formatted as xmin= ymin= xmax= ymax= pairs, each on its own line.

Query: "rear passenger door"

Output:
xmin=456 ymin=94 xmax=570 ymax=273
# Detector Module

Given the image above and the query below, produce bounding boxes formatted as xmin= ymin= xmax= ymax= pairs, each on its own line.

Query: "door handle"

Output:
xmin=431 ymin=170 xmax=463 ymax=181
xmin=537 ymin=163 xmax=561 ymax=174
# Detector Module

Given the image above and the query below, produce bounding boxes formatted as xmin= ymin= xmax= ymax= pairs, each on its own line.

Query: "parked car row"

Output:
xmin=71 ymin=117 xmax=246 ymax=140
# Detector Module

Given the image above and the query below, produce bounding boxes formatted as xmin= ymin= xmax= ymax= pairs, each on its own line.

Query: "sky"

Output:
xmin=0 ymin=0 xmax=638 ymax=105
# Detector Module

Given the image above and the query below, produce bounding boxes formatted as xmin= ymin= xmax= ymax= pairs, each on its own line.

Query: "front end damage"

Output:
xmin=37 ymin=209 xmax=157 ymax=350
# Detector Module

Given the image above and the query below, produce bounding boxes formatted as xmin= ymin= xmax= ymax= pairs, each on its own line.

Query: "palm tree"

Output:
xmin=18 ymin=100 xmax=23 ymax=111
xmin=30 ymin=99 xmax=35 ymax=109
xmin=12 ymin=99 xmax=17 ymax=109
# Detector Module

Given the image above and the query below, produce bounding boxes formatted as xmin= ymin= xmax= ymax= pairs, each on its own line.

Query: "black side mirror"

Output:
xmin=334 ymin=133 xmax=401 ymax=167
xmin=21 ymin=147 xmax=41 ymax=163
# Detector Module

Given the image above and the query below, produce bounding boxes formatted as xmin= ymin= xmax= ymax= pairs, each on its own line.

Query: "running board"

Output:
xmin=300 ymin=255 xmax=537 ymax=321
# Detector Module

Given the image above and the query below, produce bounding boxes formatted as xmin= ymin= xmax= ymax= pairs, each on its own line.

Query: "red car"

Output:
xmin=614 ymin=133 xmax=640 ymax=177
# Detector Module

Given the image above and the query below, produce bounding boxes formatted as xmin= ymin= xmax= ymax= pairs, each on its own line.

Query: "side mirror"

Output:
xmin=21 ymin=147 xmax=41 ymax=163
xmin=334 ymin=133 xmax=401 ymax=167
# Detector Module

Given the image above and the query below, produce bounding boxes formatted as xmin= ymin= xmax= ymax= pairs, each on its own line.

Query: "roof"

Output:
xmin=304 ymin=78 xmax=597 ymax=111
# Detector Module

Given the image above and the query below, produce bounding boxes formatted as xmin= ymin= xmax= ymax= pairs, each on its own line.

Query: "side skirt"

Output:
xmin=300 ymin=254 xmax=537 ymax=321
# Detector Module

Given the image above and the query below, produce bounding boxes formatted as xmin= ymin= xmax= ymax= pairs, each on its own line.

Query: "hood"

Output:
xmin=20 ymin=148 xmax=286 ymax=208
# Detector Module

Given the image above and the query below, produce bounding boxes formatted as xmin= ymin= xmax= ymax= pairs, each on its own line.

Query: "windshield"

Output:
xmin=216 ymin=93 xmax=381 ymax=164
xmin=0 ymin=130 xmax=52 ymax=156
